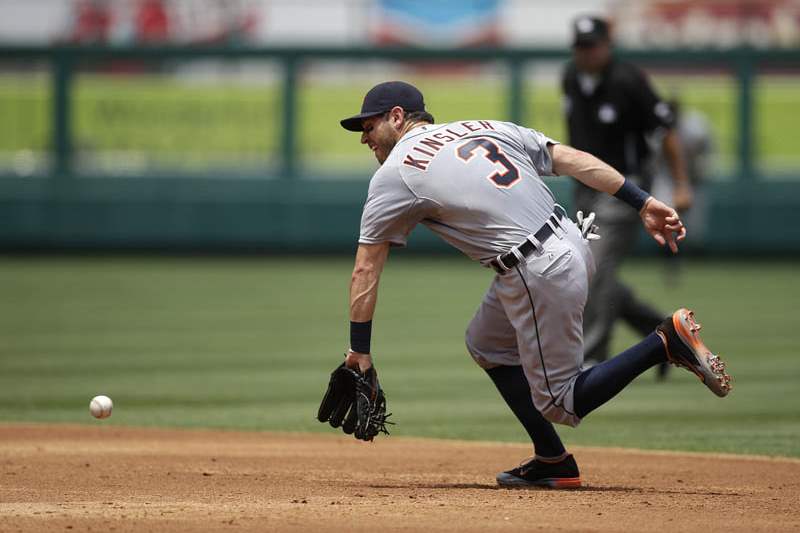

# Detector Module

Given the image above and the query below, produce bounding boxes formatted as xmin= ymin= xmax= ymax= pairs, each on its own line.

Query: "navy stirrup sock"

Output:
xmin=485 ymin=365 xmax=566 ymax=458
xmin=573 ymin=332 xmax=667 ymax=418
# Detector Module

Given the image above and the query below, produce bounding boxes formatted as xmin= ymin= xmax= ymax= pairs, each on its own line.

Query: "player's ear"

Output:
xmin=388 ymin=106 xmax=405 ymax=129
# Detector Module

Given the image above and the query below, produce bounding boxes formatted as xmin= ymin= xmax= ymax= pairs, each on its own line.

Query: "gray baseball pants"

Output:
xmin=465 ymin=218 xmax=595 ymax=427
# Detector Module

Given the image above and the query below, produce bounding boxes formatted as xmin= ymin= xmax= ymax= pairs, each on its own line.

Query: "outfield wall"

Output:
xmin=2 ymin=176 xmax=798 ymax=255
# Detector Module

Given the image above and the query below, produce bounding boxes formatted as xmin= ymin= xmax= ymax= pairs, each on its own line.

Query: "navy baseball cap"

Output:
xmin=572 ymin=16 xmax=610 ymax=47
xmin=340 ymin=81 xmax=426 ymax=132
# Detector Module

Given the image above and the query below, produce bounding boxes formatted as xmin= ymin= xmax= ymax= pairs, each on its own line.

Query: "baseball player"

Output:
xmin=335 ymin=81 xmax=731 ymax=488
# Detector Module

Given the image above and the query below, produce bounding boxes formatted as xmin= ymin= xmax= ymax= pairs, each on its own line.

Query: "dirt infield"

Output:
xmin=1 ymin=424 xmax=798 ymax=532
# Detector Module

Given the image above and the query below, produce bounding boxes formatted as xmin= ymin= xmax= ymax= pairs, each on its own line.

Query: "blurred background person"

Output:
xmin=68 ymin=0 xmax=112 ymax=43
xmin=650 ymin=98 xmax=715 ymax=285
xmin=135 ymin=0 xmax=170 ymax=44
xmin=561 ymin=15 xmax=693 ymax=380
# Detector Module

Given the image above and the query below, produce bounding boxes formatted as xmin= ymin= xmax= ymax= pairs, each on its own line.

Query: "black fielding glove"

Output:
xmin=317 ymin=362 xmax=392 ymax=441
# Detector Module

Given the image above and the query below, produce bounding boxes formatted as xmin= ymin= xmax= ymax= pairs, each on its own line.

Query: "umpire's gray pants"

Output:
xmin=465 ymin=219 xmax=595 ymax=428
xmin=578 ymin=190 xmax=664 ymax=362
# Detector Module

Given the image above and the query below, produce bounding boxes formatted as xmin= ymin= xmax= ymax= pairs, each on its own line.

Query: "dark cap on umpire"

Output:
xmin=340 ymin=81 xmax=426 ymax=132
xmin=572 ymin=16 xmax=611 ymax=47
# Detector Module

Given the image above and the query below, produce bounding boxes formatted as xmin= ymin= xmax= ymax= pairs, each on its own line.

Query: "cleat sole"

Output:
xmin=497 ymin=473 xmax=581 ymax=489
xmin=669 ymin=308 xmax=733 ymax=397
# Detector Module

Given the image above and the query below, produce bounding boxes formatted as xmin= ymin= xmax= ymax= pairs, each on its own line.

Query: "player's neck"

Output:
xmin=398 ymin=121 xmax=428 ymax=139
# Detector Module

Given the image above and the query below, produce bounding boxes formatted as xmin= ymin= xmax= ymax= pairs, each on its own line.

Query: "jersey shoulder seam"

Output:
xmin=399 ymin=173 xmax=443 ymax=209
xmin=396 ymin=123 xmax=450 ymax=146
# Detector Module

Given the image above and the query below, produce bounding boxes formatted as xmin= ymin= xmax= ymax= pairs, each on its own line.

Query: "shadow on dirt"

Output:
xmin=360 ymin=483 xmax=745 ymax=496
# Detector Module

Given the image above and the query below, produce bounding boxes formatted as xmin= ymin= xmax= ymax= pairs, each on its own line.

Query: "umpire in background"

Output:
xmin=562 ymin=16 xmax=692 ymax=377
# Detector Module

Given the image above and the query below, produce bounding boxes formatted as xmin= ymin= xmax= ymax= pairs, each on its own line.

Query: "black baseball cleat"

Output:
xmin=656 ymin=308 xmax=733 ymax=397
xmin=496 ymin=454 xmax=581 ymax=489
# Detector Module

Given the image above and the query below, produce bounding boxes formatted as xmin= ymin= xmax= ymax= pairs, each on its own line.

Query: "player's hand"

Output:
xmin=639 ymin=197 xmax=686 ymax=254
xmin=345 ymin=350 xmax=373 ymax=373
xmin=673 ymin=182 xmax=693 ymax=211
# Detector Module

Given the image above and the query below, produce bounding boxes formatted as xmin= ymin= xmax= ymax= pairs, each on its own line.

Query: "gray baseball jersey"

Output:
xmin=358 ymin=120 xmax=596 ymax=427
xmin=359 ymin=120 xmax=559 ymax=263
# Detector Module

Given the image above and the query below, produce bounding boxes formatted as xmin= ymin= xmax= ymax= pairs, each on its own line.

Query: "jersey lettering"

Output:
xmin=402 ymin=122 xmax=502 ymax=173
xmin=402 ymin=154 xmax=430 ymax=171
xmin=455 ymin=137 xmax=521 ymax=188
xmin=413 ymin=146 xmax=436 ymax=158
xmin=419 ymin=137 xmax=445 ymax=151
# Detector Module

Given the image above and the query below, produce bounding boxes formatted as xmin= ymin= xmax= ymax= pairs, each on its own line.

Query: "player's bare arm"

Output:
xmin=550 ymin=143 xmax=686 ymax=253
xmin=346 ymin=242 xmax=391 ymax=372
xmin=550 ymin=143 xmax=624 ymax=194
xmin=317 ymin=240 xmax=392 ymax=442
xmin=662 ymin=129 xmax=693 ymax=211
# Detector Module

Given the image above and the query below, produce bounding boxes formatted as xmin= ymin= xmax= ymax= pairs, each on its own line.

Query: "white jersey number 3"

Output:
xmin=455 ymin=137 xmax=520 ymax=189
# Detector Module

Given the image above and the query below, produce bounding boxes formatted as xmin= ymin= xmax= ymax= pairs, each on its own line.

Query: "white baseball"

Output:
xmin=89 ymin=395 xmax=113 ymax=419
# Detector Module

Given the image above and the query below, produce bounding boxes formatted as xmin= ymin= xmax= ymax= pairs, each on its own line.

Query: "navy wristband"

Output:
xmin=613 ymin=178 xmax=650 ymax=211
xmin=350 ymin=320 xmax=372 ymax=354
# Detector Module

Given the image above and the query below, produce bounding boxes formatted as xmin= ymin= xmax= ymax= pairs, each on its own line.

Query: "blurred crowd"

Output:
xmin=67 ymin=0 xmax=258 ymax=45
xmin=70 ymin=0 xmax=167 ymax=43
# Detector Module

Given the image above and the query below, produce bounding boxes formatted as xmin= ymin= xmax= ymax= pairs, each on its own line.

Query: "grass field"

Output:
xmin=1 ymin=256 xmax=798 ymax=457
xmin=1 ymin=73 xmax=799 ymax=174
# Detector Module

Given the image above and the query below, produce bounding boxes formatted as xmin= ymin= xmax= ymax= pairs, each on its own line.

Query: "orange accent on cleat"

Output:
xmin=658 ymin=308 xmax=733 ymax=397
xmin=544 ymin=477 xmax=582 ymax=489
xmin=496 ymin=454 xmax=582 ymax=489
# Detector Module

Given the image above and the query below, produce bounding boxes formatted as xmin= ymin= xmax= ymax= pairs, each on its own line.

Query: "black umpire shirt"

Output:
xmin=562 ymin=58 xmax=674 ymax=193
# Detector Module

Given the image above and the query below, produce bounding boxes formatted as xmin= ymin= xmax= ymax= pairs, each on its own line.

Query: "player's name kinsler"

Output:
xmin=403 ymin=120 xmax=497 ymax=171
